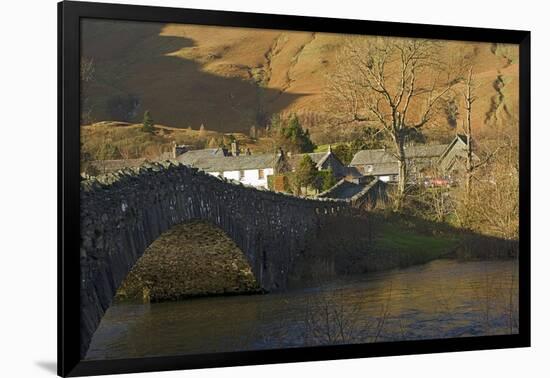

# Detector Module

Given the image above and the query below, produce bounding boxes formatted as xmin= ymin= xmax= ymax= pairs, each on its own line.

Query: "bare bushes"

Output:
xmin=302 ymin=286 xmax=394 ymax=346
xmin=453 ymin=137 xmax=519 ymax=240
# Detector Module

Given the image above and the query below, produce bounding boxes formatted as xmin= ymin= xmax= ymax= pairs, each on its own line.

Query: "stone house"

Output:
xmin=349 ymin=134 xmax=476 ymax=183
xmin=288 ymin=146 xmax=347 ymax=178
xmin=177 ymin=148 xmax=287 ymax=189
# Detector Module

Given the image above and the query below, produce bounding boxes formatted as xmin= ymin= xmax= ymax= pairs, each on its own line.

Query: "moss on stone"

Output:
xmin=115 ymin=221 xmax=260 ymax=302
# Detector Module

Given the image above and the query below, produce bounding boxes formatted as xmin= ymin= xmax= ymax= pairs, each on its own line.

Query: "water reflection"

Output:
xmin=86 ymin=259 xmax=518 ymax=360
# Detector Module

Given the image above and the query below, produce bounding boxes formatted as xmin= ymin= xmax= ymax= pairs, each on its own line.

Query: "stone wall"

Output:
xmin=79 ymin=161 xmax=357 ymax=358
xmin=115 ymin=221 xmax=261 ymax=302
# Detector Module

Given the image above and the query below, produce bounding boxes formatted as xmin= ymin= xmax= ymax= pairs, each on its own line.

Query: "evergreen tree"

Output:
xmin=321 ymin=167 xmax=337 ymax=191
xmin=278 ymin=114 xmax=315 ymax=153
xmin=295 ymin=155 xmax=317 ymax=195
xmin=142 ymin=110 xmax=155 ymax=133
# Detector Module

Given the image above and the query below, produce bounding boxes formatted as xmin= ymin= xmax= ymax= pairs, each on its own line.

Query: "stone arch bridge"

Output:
xmin=79 ymin=162 xmax=380 ymax=358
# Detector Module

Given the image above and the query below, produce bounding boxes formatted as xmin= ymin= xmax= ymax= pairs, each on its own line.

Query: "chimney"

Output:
xmin=171 ymin=141 xmax=177 ymax=159
xmin=328 ymin=144 xmax=332 ymax=153
xmin=231 ymin=141 xmax=239 ymax=156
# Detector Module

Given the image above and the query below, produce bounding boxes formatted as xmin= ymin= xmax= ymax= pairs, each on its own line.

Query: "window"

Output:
xmin=239 ymin=170 xmax=245 ymax=180
xmin=258 ymin=169 xmax=265 ymax=179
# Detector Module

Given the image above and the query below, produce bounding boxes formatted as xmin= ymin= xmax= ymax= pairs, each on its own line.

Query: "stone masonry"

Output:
xmin=79 ymin=161 xmax=358 ymax=358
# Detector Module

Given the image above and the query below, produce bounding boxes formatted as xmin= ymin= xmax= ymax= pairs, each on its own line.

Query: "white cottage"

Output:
xmin=177 ymin=150 xmax=284 ymax=189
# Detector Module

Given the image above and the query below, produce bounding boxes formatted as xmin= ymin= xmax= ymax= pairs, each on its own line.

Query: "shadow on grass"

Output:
xmin=291 ymin=209 xmax=519 ymax=281
xmin=81 ymin=19 xmax=305 ymax=132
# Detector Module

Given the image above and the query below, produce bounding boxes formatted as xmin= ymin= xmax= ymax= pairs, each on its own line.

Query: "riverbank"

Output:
xmin=290 ymin=212 xmax=461 ymax=280
xmin=115 ymin=221 xmax=260 ymax=302
xmin=291 ymin=211 xmax=517 ymax=281
xmin=367 ymin=211 xmax=518 ymax=267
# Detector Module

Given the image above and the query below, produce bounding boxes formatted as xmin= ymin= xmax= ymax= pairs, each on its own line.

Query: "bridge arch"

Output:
xmin=80 ymin=162 xmax=357 ymax=358
xmin=115 ymin=220 xmax=261 ymax=302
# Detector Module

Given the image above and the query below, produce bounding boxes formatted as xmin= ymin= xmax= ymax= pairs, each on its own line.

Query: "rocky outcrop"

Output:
xmin=485 ymin=73 xmax=513 ymax=127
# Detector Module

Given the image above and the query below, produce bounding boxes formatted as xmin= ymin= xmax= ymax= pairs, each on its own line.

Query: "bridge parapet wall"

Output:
xmin=79 ymin=161 xmax=355 ymax=358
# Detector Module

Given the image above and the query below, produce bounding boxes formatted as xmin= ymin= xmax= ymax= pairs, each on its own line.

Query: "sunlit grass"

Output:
xmin=375 ymin=223 xmax=460 ymax=265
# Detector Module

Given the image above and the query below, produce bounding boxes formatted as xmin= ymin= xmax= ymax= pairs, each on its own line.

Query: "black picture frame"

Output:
xmin=58 ymin=1 xmax=531 ymax=376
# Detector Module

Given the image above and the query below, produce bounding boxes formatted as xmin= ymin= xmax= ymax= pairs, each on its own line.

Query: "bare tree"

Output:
xmin=328 ymin=37 xmax=463 ymax=209
xmin=455 ymin=138 xmax=519 ymax=239
xmin=463 ymin=67 xmax=476 ymax=197
xmin=460 ymin=66 xmax=508 ymax=206
xmin=117 ymin=139 xmax=134 ymax=160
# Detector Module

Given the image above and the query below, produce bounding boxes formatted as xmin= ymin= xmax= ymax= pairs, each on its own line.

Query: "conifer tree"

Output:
xmin=142 ymin=110 xmax=155 ymax=133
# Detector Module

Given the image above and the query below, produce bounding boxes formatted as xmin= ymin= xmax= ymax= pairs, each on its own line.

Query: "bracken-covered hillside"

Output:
xmin=81 ymin=19 xmax=519 ymax=137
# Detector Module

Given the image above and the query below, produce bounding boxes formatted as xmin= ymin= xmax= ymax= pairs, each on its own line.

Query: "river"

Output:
xmin=85 ymin=259 xmax=518 ymax=360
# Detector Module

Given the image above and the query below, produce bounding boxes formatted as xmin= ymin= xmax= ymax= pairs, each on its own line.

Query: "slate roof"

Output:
xmin=322 ymin=181 xmax=368 ymax=199
xmin=176 ymin=148 xmax=226 ymax=166
xmin=350 ymin=149 xmax=395 ymax=166
xmin=350 ymin=144 xmax=447 ymax=166
xmin=306 ymin=152 xmax=330 ymax=165
xmin=367 ymin=162 xmax=399 ymax=176
xmin=405 ymin=144 xmax=448 ymax=158
xmin=183 ymin=153 xmax=280 ymax=172
xmin=344 ymin=166 xmax=364 ymax=178
xmin=289 ymin=151 xmax=339 ymax=170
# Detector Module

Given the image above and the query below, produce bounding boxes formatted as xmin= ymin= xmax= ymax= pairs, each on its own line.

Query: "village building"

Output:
xmin=175 ymin=141 xmax=349 ymax=191
xmin=84 ymin=136 xmax=475 ymax=192
xmin=349 ymin=135 xmax=475 ymax=184
xmin=288 ymin=146 xmax=347 ymax=178
xmin=176 ymin=142 xmax=287 ymax=189
xmin=175 ymin=147 xmax=227 ymax=165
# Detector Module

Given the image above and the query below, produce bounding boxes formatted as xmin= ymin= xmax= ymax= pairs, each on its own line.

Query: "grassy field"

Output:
xmin=375 ymin=223 xmax=460 ymax=266
xmin=322 ymin=211 xmax=464 ymax=274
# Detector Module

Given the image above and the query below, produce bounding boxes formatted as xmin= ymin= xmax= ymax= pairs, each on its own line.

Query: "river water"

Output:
xmin=85 ymin=259 xmax=518 ymax=360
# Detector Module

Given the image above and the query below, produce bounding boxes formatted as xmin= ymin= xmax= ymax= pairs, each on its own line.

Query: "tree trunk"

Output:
xmin=395 ymin=143 xmax=407 ymax=210
xmin=466 ymin=134 xmax=473 ymax=197
xmin=464 ymin=67 xmax=474 ymax=200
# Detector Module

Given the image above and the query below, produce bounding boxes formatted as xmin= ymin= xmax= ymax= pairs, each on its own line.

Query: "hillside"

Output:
xmin=81 ymin=19 xmax=519 ymax=140
xmin=80 ymin=121 xmax=279 ymax=163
